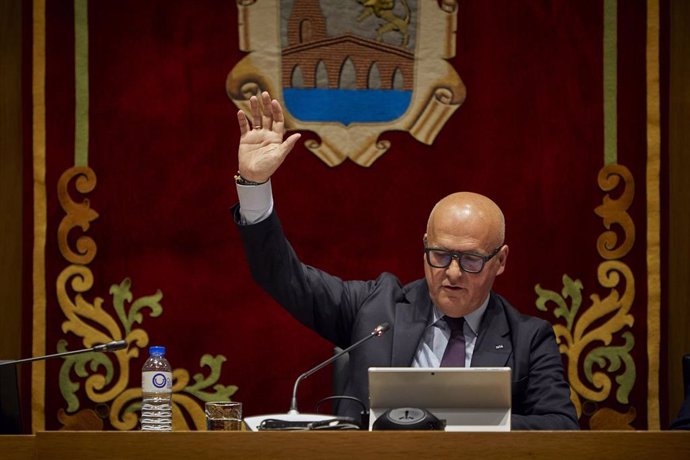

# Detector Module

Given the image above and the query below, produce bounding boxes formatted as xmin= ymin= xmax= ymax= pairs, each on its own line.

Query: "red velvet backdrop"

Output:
xmin=25 ymin=0 xmax=663 ymax=430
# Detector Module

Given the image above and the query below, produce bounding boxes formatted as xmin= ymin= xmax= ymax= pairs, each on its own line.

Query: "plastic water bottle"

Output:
xmin=141 ymin=345 xmax=173 ymax=431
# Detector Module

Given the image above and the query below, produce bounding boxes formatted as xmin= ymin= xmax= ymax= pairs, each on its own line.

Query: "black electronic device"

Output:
xmin=372 ymin=407 xmax=445 ymax=431
xmin=0 ymin=364 xmax=22 ymax=434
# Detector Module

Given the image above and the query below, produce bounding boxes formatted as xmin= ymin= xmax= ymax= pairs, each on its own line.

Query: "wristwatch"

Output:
xmin=234 ymin=171 xmax=268 ymax=186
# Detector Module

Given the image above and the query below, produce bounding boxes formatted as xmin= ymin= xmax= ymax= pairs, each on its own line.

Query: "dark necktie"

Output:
xmin=440 ymin=316 xmax=466 ymax=367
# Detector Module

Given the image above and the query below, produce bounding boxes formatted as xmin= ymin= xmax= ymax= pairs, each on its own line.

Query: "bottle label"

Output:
xmin=142 ymin=371 xmax=173 ymax=393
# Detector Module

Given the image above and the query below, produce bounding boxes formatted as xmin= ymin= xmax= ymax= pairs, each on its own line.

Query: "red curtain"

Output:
xmin=25 ymin=0 xmax=665 ymax=430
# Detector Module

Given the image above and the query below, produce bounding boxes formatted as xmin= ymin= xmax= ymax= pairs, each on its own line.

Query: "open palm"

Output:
xmin=237 ymin=92 xmax=301 ymax=183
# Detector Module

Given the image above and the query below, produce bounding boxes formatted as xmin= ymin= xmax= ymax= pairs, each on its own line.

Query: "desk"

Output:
xmin=1 ymin=431 xmax=689 ymax=459
xmin=3 ymin=435 xmax=34 ymax=460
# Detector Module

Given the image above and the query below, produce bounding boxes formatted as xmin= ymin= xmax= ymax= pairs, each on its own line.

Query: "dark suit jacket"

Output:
xmin=235 ymin=206 xmax=579 ymax=430
xmin=671 ymin=396 xmax=690 ymax=430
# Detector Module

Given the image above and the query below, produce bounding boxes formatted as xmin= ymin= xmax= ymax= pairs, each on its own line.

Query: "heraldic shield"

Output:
xmin=226 ymin=0 xmax=466 ymax=167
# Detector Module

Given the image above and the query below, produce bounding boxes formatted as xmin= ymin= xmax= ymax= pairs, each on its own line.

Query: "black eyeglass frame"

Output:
xmin=423 ymin=244 xmax=504 ymax=273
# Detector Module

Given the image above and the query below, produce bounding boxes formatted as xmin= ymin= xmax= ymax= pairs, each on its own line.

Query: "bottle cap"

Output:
xmin=149 ymin=346 xmax=166 ymax=356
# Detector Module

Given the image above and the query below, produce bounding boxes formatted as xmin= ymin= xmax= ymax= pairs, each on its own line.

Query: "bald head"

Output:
xmin=423 ymin=192 xmax=508 ymax=317
xmin=426 ymin=192 xmax=505 ymax=249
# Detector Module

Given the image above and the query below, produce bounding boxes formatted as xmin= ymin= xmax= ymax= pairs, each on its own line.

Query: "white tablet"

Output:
xmin=368 ymin=367 xmax=511 ymax=431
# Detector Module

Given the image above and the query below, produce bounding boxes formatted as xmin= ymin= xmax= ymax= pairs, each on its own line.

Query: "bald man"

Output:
xmin=232 ymin=92 xmax=578 ymax=430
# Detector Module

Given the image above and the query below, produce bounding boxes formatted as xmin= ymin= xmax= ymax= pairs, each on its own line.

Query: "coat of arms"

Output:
xmin=227 ymin=0 xmax=465 ymax=166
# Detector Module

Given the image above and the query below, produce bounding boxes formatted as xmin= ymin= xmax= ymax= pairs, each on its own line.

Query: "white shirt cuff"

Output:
xmin=236 ymin=180 xmax=274 ymax=225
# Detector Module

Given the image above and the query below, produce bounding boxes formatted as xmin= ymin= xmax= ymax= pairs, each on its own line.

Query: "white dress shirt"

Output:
xmin=411 ymin=297 xmax=489 ymax=368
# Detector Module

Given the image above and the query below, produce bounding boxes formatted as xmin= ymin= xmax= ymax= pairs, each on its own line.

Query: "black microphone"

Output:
xmin=0 ymin=340 xmax=127 ymax=367
xmin=288 ymin=322 xmax=390 ymax=415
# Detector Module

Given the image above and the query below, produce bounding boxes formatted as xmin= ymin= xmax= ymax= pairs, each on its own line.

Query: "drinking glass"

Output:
xmin=205 ymin=401 xmax=243 ymax=431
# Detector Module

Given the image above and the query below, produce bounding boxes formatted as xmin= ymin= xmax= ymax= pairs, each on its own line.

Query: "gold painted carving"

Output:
xmin=595 ymin=164 xmax=635 ymax=259
xmin=55 ymin=167 xmax=238 ymax=430
xmin=57 ymin=167 xmax=99 ymax=265
xmin=535 ymin=163 xmax=636 ymax=429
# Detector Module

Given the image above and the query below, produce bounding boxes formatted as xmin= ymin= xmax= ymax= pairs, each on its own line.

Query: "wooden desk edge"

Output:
xmin=2 ymin=431 xmax=688 ymax=460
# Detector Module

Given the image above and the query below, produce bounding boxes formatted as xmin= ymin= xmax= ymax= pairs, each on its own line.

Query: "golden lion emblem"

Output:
xmin=357 ymin=0 xmax=412 ymax=47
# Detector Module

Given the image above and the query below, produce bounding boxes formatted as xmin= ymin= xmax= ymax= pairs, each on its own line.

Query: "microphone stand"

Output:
xmin=0 ymin=340 xmax=128 ymax=367
xmin=1 ymin=340 xmax=128 ymax=434
xmin=288 ymin=323 xmax=390 ymax=415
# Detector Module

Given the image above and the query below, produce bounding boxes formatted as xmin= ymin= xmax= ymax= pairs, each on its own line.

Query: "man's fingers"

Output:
xmin=276 ymin=133 xmax=301 ymax=161
xmin=264 ymin=133 xmax=301 ymax=176
xmin=260 ymin=92 xmax=273 ymax=130
xmin=264 ymin=133 xmax=300 ymax=165
xmin=237 ymin=110 xmax=250 ymax=135
xmin=283 ymin=133 xmax=301 ymax=152
xmin=271 ymin=99 xmax=285 ymax=124
xmin=249 ymin=95 xmax=261 ymax=129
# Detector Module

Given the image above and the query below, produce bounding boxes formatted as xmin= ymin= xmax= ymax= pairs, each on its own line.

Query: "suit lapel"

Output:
xmin=391 ymin=281 xmax=431 ymax=366
xmin=471 ymin=294 xmax=512 ymax=367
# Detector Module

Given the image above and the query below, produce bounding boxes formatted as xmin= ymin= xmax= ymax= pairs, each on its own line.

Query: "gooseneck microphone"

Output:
xmin=0 ymin=340 xmax=127 ymax=367
xmin=288 ymin=322 xmax=390 ymax=415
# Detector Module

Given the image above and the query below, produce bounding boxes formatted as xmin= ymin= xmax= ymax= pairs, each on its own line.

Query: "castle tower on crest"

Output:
xmin=287 ymin=0 xmax=327 ymax=46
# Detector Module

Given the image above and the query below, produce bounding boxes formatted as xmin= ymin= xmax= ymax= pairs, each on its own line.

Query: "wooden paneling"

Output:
xmin=0 ymin=0 xmax=23 ymax=360
xmin=0 ymin=435 xmax=34 ymax=460
xmin=668 ymin=0 xmax=690 ymax=424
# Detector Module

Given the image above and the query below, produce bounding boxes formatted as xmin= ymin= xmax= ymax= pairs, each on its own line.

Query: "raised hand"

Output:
xmin=236 ymin=91 xmax=301 ymax=183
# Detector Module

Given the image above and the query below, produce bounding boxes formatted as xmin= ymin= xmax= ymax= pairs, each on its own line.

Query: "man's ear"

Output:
xmin=496 ymin=244 xmax=509 ymax=275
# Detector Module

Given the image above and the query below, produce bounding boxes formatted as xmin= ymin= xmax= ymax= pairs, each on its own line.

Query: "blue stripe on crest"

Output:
xmin=284 ymin=88 xmax=412 ymax=125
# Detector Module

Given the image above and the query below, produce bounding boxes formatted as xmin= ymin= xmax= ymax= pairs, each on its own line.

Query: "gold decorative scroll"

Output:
xmin=535 ymin=163 xmax=637 ymax=429
xmin=55 ymin=166 xmax=238 ymax=431
xmin=57 ymin=168 xmax=98 ymax=266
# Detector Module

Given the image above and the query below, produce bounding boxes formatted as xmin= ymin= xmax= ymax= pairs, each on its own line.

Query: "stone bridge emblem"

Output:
xmin=227 ymin=0 xmax=465 ymax=167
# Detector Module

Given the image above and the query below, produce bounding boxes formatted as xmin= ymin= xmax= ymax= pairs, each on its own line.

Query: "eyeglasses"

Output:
xmin=424 ymin=245 xmax=503 ymax=273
